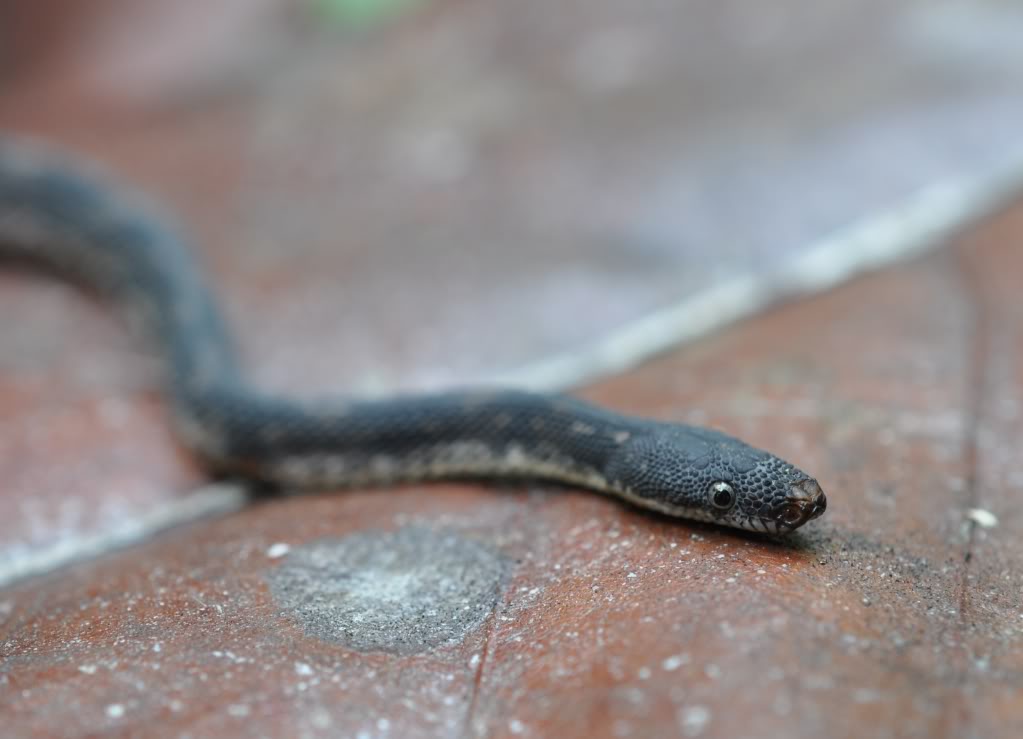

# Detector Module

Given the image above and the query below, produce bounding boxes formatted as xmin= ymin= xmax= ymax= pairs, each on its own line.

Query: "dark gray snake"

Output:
xmin=0 ymin=137 xmax=826 ymax=534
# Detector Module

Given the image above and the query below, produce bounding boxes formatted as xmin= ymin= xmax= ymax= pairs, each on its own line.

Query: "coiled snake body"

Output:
xmin=0 ymin=139 xmax=826 ymax=534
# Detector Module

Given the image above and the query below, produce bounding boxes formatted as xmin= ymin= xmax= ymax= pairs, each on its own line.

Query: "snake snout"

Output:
xmin=775 ymin=477 xmax=827 ymax=529
xmin=795 ymin=478 xmax=826 ymax=516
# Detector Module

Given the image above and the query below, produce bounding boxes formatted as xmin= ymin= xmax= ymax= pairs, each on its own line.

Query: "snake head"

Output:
xmin=607 ymin=426 xmax=827 ymax=534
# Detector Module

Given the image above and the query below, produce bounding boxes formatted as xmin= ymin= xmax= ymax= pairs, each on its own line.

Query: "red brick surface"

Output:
xmin=4 ymin=221 xmax=1023 ymax=737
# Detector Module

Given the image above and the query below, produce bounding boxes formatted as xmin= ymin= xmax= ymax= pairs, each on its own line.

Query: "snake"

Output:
xmin=0 ymin=137 xmax=826 ymax=535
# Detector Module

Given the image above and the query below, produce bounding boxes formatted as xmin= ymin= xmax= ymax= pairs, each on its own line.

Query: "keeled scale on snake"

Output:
xmin=0 ymin=138 xmax=826 ymax=535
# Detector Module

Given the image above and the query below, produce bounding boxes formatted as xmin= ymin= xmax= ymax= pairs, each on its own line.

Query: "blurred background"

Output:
xmin=2 ymin=0 xmax=1023 ymax=391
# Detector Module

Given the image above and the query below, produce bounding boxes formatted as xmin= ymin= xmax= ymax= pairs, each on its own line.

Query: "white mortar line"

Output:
xmin=0 ymin=484 xmax=247 ymax=588
xmin=490 ymin=152 xmax=1023 ymax=392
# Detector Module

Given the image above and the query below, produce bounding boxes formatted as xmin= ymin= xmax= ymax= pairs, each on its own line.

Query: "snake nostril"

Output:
xmin=780 ymin=504 xmax=804 ymax=526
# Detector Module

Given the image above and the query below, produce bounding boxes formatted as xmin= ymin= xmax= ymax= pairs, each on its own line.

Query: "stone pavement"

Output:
xmin=2 ymin=2 xmax=1023 ymax=737
xmin=4 ymin=213 xmax=1023 ymax=738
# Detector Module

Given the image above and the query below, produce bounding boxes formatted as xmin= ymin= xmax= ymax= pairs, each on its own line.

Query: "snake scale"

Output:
xmin=0 ymin=137 xmax=826 ymax=534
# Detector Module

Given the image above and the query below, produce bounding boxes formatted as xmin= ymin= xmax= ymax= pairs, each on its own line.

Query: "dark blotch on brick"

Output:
xmin=265 ymin=526 xmax=508 ymax=654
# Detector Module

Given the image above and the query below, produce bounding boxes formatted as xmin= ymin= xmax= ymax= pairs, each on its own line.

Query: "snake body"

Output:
xmin=0 ymin=138 xmax=826 ymax=534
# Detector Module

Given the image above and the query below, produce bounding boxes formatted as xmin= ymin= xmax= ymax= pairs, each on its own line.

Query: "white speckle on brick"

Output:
xmin=967 ymin=508 xmax=998 ymax=528
xmin=294 ymin=662 xmax=314 ymax=676
xmin=106 ymin=704 xmax=125 ymax=719
xmin=267 ymin=542 xmax=291 ymax=558
xmin=662 ymin=654 xmax=689 ymax=671
xmin=679 ymin=706 xmax=710 ymax=736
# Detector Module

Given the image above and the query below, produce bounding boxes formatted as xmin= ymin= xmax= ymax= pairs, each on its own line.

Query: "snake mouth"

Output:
xmin=772 ymin=478 xmax=827 ymax=531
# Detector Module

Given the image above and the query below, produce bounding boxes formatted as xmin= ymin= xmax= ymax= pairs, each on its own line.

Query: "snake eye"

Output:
xmin=709 ymin=481 xmax=736 ymax=510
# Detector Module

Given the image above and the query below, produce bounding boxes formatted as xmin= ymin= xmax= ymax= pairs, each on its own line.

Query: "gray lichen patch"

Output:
xmin=265 ymin=526 xmax=509 ymax=654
